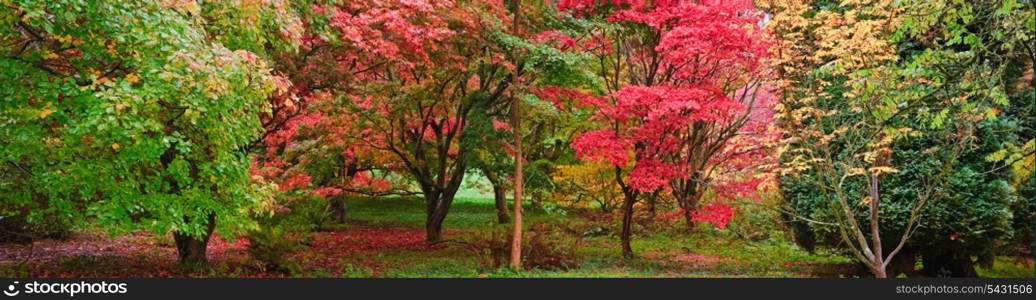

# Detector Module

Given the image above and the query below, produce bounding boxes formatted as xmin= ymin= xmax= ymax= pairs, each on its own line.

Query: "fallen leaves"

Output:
xmin=0 ymin=225 xmax=447 ymax=278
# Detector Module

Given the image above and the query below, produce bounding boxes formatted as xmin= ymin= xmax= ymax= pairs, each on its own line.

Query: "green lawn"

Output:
xmin=338 ymin=195 xmax=861 ymax=277
xmin=3 ymin=192 xmax=1029 ymax=278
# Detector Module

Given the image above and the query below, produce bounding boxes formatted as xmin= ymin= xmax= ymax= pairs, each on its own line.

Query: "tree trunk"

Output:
xmin=868 ymin=173 xmax=886 ymax=278
xmin=426 ymin=212 xmax=445 ymax=242
xmin=676 ymin=191 xmax=702 ymax=228
xmin=509 ymin=92 xmax=524 ymax=270
xmin=484 ymin=170 xmax=510 ymax=224
xmin=674 ymin=178 xmax=702 ymax=228
xmin=646 ymin=192 xmax=657 ymax=220
xmin=161 ymin=143 xmax=216 ymax=266
xmin=173 ymin=213 xmax=216 ymax=266
xmin=424 ymin=191 xmax=454 ymax=243
xmin=494 ymin=185 xmax=510 ymax=224
xmin=508 ymin=0 xmax=524 ymax=271
xmin=620 ymin=191 xmax=637 ymax=259
xmin=332 ymin=166 xmax=359 ymax=224
xmin=873 ymin=266 xmax=888 ymax=278
xmin=332 ymin=196 xmax=348 ymax=224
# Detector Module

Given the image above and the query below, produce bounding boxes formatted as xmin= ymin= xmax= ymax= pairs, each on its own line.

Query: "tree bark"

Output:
xmin=424 ymin=190 xmax=455 ymax=242
xmin=674 ymin=177 xmax=702 ymax=228
xmin=161 ymin=142 xmax=216 ymax=266
xmin=494 ymin=186 xmax=510 ymax=224
xmin=676 ymin=192 xmax=703 ymax=228
xmin=332 ymin=165 xmax=359 ymax=224
xmin=484 ymin=170 xmax=510 ymax=224
xmin=509 ymin=89 xmax=524 ymax=270
xmin=173 ymin=213 xmax=216 ymax=266
xmin=620 ymin=190 xmax=637 ymax=259
xmin=332 ymin=196 xmax=348 ymax=224
xmin=508 ymin=0 xmax=524 ymax=271
xmin=868 ymin=173 xmax=886 ymax=278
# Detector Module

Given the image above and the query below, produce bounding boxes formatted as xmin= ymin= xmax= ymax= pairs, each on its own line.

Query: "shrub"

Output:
xmin=0 ymin=211 xmax=72 ymax=243
xmin=468 ymin=222 xmax=582 ymax=271
xmin=780 ymin=116 xmax=1019 ymax=277
xmin=246 ymin=225 xmax=304 ymax=274
xmin=245 ymin=194 xmax=330 ymax=274
xmin=550 ymin=163 xmax=624 ymax=213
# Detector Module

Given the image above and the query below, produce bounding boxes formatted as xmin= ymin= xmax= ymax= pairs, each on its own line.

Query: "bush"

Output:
xmin=468 ymin=222 xmax=582 ymax=271
xmin=0 ymin=166 xmax=74 ymax=243
xmin=246 ymin=225 xmax=304 ymax=274
xmin=245 ymin=194 xmax=331 ymax=274
xmin=0 ymin=212 xmax=73 ymax=243
xmin=550 ymin=163 xmax=624 ymax=213
xmin=780 ymin=116 xmax=1019 ymax=277
xmin=727 ymin=194 xmax=785 ymax=242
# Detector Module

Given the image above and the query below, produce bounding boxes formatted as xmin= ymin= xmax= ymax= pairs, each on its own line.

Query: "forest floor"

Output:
xmin=1 ymin=196 xmax=1032 ymax=278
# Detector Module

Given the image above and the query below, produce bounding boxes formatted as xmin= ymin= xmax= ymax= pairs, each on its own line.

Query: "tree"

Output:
xmin=343 ymin=0 xmax=514 ymax=242
xmin=252 ymin=0 xmax=417 ymax=221
xmin=552 ymin=162 xmax=625 ymax=212
xmin=561 ymin=0 xmax=773 ymax=258
xmin=466 ymin=99 xmax=516 ymax=224
xmin=0 ymin=0 xmax=301 ymax=265
xmin=765 ymin=0 xmax=1033 ymax=277
xmin=501 ymin=1 xmax=602 ymax=268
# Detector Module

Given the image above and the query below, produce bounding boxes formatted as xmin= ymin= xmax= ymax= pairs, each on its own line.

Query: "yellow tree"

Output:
xmin=764 ymin=0 xmax=1031 ymax=277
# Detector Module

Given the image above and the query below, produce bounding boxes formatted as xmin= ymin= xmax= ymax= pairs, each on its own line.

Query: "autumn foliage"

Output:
xmin=558 ymin=0 xmax=776 ymax=257
xmin=1 ymin=0 xmax=1031 ymax=278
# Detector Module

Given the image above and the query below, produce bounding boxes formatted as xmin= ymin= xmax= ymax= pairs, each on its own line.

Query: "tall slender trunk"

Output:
xmin=620 ymin=190 xmax=637 ymax=259
xmin=509 ymin=89 xmax=524 ymax=270
xmin=173 ymin=213 xmax=216 ymax=266
xmin=509 ymin=0 xmax=524 ymax=271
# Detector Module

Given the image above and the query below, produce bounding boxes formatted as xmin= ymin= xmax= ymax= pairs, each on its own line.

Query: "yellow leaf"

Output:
xmin=38 ymin=108 xmax=54 ymax=119
xmin=111 ymin=143 xmax=121 ymax=150
xmin=868 ymin=166 xmax=899 ymax=175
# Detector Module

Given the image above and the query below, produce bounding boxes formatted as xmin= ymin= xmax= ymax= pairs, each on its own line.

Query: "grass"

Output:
xmin=337 ymin=194 xmax=861 ymax=277
xmin=3 ymin=188 xmax=1031 ymax=278
xmin=339 ymin=194 xmax=1032 ymax=278
xmin=977 ymin=256 xmax=1036 ymax=278
xmin=346 ymin=196 xmax=505 ymax=229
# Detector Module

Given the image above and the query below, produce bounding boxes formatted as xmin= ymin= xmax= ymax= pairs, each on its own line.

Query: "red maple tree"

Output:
xmin=253 ymin=0 xmax=464 ymax=222
xmin=561 ymin=0 xmax=776 ymax=258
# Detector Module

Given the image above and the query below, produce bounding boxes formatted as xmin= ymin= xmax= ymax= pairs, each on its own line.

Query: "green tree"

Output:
xmin=767 ymin=0 xmax=1033 ymax=277
xmin=0 ymin=0 xmax=300 ymax=265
